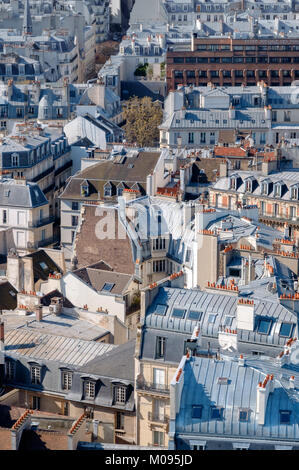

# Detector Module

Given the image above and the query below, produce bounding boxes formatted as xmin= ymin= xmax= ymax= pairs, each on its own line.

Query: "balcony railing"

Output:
xmin=137 ymin=382 xmax=170 ymax=394
xmin=148 ymin=412 xmax=168 ymax=424
xmin=28 ymin=216 xmax=55 ymax=228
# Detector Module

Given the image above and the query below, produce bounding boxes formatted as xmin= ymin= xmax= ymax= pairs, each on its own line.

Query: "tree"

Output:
xmin=122 ymin=97 xmax=163 ymax=147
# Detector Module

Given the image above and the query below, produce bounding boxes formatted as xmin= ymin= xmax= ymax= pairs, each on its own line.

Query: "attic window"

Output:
xmin=261 ymin=181 xmax=269 ymax=195
xmin=210 ymin=406 xmax=223 ymax=420
xmin=239 ymin=409 xmax=250 ymax=422
xmin=245 ymin=179 xmax=253 ymax=192
xmin=192 ymin=405 xmax=203 ymax=418
xmin=280 ymin=410 xmax=291 ymax=424
xmin=208 ymin=313 xmax=217 ymax=323
xmin=188 ymin=310 xmax=202 ymax=321
xmin=224 ymin=316 xmax=233 ymax=327
xmin=172 ymin=308 xmax=186 ymax=319
xmin=274 ymin=182 xmax=282 ymax=197
xmin=39 ymin=262 xmax=48 ymax=271
xmin=279 ymin=322 xmax=293 ymax=338
xmin=81 ymin=183 xmax=89 ymax=197
xmin=101 ymin=283 xmax=114 ymax=292
xmin=155 ymin=304 xmax=168 ymax=316
xmin=257 ymin=318 xmax=272 ymax=335
xmin=291 ymin=186 xmax=299 ymax=200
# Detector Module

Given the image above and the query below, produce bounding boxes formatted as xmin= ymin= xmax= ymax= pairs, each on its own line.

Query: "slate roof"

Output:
xmin=212 ymin=170 xmax=299 ymax=201
xmin=174 ymin=354 xmax=299 ymax=442
xmin=4 ymin=329 xmax=115 ymax=367
xmin=73 ymin=268 xmax=134 ymax=295
xmin=25 ymin=250 xmax=62 ymax=285
xmin=78 ymin=339 xmax=136 ymax=382
xmin=0 ymin=281 xmax=17 ymax=310
xmin=141 ymin=286 xmax=298 ymax=363
xmin=60 ymin=151 xmax=161 ymax=201
xmin=0 ymin=179 xmax=48 ymax=208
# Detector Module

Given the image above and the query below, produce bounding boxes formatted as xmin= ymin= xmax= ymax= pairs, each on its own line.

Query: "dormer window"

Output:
xmin=290 ymin=185 xmax=299 ymax=201
xmin=30 ymin=364 xmax=41 ymax=385
xmin=113 ymin=385 xmax=127 ymax=405
xmin=104 ymin=182 xmax=112 ymax=197
xmin=80 ymin=181 xmax=89 ymax=197
xmin=83 ymin=380 xmax=96 ymax=399
xmin=230 ymin=175 xmax=239 ymax=190
xmin=274 ymin=182 xmax=282 ymax=198
xmin=61 ymin=370 xmax=73 ymax=391
xmin=245 ymin=178 xmax=253 ymax=193
xmin=261 ymin=180 xmax=269 ymax=196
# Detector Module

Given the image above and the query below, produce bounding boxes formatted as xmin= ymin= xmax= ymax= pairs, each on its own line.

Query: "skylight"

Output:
xmin=257 ymin=318 xmax=272 ymax=335
xmin=192 ymin=405 xmax=203 ymax=419
xmin=101 ymin=283 xmax=115 ymax=292
xmin=172 ymin=308 xmax=186 ymax=319
xmin=218 ymin=377 xmax=229 ymax=385
xmin=280 ymin=410 xmax=291 ymax=424
xmin=39 ymin=262 xmax=48 ymax=271
xmin=208 ymin=314 xmax=217 ymax=323
xmin=188 ymin=310 xmax=202 ymax=321
xmin=279 ymin=323 xmax=293 ymax=338
xmin=239 ymin=409 xmax=249 ymax=422
xmin=224 ymin=316 xmax=233 ymax=327
xmin=210 ymin=406 xmax=222 ymax=420
xmin=155 ymin=304 xmax=168 ymax=316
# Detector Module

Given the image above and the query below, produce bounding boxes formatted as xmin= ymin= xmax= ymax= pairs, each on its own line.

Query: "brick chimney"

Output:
xmin=35 ymin=305 xmax=43 ymax=322
xmin=256 ymin=374 xmax=274 ymax=425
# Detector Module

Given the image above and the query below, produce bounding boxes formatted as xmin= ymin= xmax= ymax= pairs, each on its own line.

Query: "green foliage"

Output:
xmin=123 ymin=96 xmax=163 ymax=147
xmin=134 ymin=63 xmax=149 ymax=76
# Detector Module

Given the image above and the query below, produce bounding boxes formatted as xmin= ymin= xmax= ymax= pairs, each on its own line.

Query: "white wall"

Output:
xmin=61 ymin=272 xmax=126 ymax=323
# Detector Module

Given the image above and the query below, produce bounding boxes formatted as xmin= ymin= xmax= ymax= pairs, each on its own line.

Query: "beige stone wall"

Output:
xmin=197 ymin=232 xmax=218 ymax=289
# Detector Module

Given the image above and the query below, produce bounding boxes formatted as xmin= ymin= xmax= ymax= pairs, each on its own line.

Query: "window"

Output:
xmin=62 ymin=371 xmax=73 ymax=390
xmin=101 ymin=282 xmax=114 ymax=292
xmin=210 ymin=406 xmax=223 ymax=420
xmin=104 ymin=185 xmax=112 ymax=197
xmin=153 ymin=260 xmax=166 ymax=272
xmin=257 ymin=318 xmax=272 ymax=335
xmin=200 ymin=132 xmax=206 ymax=144
xmin=279 ymin=323 xmax=293 ymax=338
xmin=224 ymin=316 xmax=233 ymax=327
xmin=239 ymin=409 xmax=249 ymax=422
xmin=116 ymin=412 xmax=125 ymax=430
xmin=188 ymin=132 xmax=194 ymax=144
xmin=291 ymin=186 xmax=298 ymax=200
xmin=284 ymin=111 xmax=291 ymax=122
xmin=188 ymin=310 xmax=202 ymax=321
xmin=155 ymin=304 xmax=168 ymax=316
xmin=2 ymin=210 xmax=7 ymax=224
xmin=117 ymin=186 xmax=123 ymax=196
xmin=84 ymin=381 xmax=95 ymax=399
xmin=114 ymin=385 xmax=127 ymax=404
xmin=208 ymin=313 xmax=217 ymax=323
xmin=72 ymin=202 xmax=79 ymax=211
xmin=290 ymin=206 xmax=296 ymax=219
xmin=31 ymin=365 xmax=41 ymax=384
xmin=172 ymin=308 xmax=186 ymax=319
xmin=32 ymin=396 xmax=40 ymax=410
xmin=11 ymin=153 xmax=19 ymax=167
xmin=274 ymin=183 xmax=281 ymax=197
xmin=192 ymin=405 xmax=203 ymax=419
xmin=156 ymin=336 xmax=166 ymax=359
xmin=153 ymin=238 xmax=166 ymax=251
xmin=218 ymin=377 xmax=229 ymax=385
xmin=5 ymin=361 xmax=14 ymax=380
xmin=153 ymin=430 xmax=164 ymax=446
xmin=280 ymin=410 xmax=291 ymax=424
xmin=81 ymin=183 xmax=89 ymax=197
xmin=71 ymin=215 xmax=78 ymax=227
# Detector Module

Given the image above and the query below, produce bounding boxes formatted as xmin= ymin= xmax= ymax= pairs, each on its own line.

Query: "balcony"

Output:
xmin=137 ymin=382 xmax=170 ymax=395
xmin=28 ymin=216 xmax=55 ymax=228
xmin=148 ymin=412 xmax=168 ymax=424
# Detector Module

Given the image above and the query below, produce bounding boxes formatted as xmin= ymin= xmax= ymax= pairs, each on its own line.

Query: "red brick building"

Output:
xmin=167 ymin=36 xmax=299 ymax=92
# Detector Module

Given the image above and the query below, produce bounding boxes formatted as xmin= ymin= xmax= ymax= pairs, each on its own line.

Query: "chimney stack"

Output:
xmin=256 ymin=374 xmax=274 ymax=425
xmin=289 ymin=376 xmax=295 ymax=390
xmin=35 ymin=305 xmax=43 ymax=322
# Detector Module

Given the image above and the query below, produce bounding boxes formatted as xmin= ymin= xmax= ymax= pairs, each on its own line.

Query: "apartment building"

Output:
xmin=159 ymin=84 xmax=299 ymax=149
xmin=169 ymin=348 xmax=299 ymax=450
xmin=0 ymin=317 xmax=136 ymax=444
xmin=0 ymin=178 xmax=53 ymax=255
xmin=0 ymin=122 xmax=71 ymax=217
xmin=135 ymin=274 xmax=299 ymax=447
xmin=210 ymin=167 xmax=299 ymax=240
